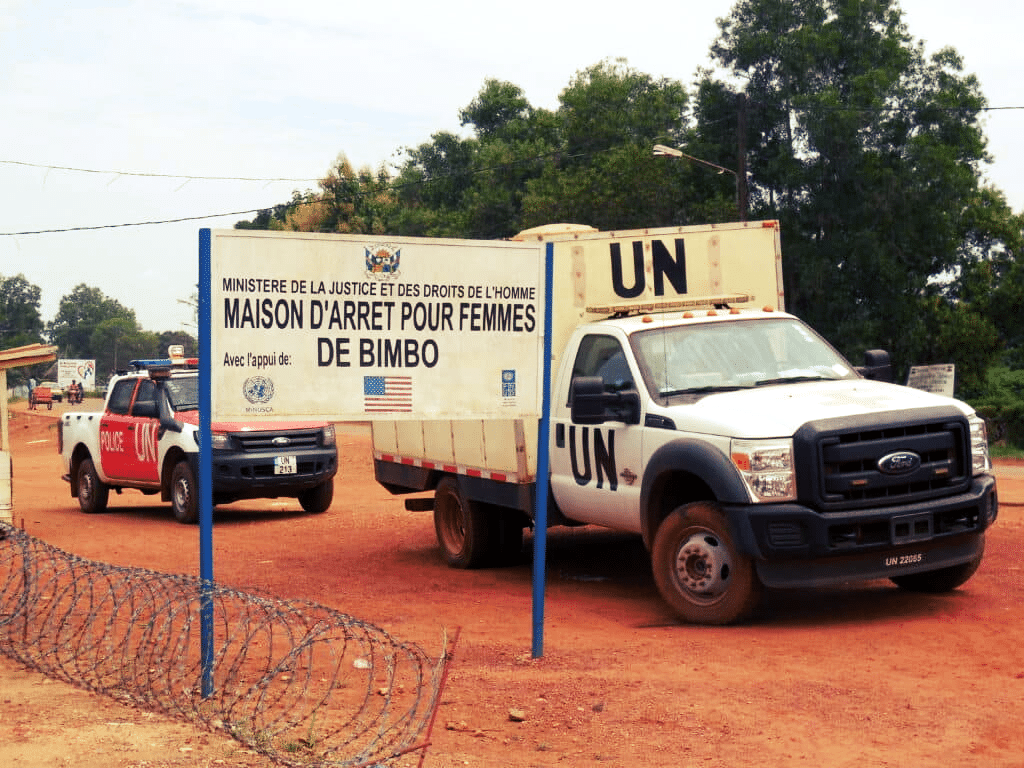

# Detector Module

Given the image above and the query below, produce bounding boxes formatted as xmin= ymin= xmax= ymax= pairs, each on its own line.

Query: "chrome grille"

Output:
xmin=795 ymin=408 xmax=971 ymax=512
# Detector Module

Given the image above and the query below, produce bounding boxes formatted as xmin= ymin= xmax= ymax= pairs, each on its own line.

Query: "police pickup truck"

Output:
xmin=58 ymin=347 xmax=338 ymax=522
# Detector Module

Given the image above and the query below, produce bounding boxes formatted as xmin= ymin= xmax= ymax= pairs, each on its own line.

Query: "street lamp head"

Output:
xmin=652 ymin=144 xmax=683 ymax=158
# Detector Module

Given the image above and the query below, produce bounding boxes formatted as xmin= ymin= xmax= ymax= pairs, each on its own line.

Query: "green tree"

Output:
xmin=236 ymin=156 xmax=396 ymax=235
xmin=523 ymin=59 xmax=705 ymax=231
xmin=0 ymin=273 xmax=45 ymax=387
xmin=0 ymin=273 xmax=44 ymax=348
xmin=390 ymin=131 xmax=479 ymax=237
xmin=48 ymin=285 xmax=137 ymax=362
xmin=90 ymin=319 xmax=157 ymax=379
xmin=972 ymin=367 xmax=1024 ymax=448
xmin=459 ymin=79 xmax=539 ymax=142
xmin=950 ymin=187 xmax=1024 ymax=368
xmin=703 ymin=0 xmax=996 ymax=372
xmin=157 ymin=330 xmax=198 ymax=358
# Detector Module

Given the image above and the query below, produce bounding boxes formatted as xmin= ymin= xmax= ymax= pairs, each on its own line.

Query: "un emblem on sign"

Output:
xmin=243 ymin=376 xmax=275 ymax=404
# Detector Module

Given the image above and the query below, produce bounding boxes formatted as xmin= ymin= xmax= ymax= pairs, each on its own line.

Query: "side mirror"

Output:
xmin=859 ymin=349 xmax=893 ymax=383
xmin=610 ymin=391 xmax=642 ymax=425
xmin=157 ymin=389 xmax=183 ymax=433
xmin=570 ymin=376 xmax=607 ymax=424
xmin=133 ymin=401 xmax=159 ymax=419
xmin=570 ymin=376 xmax=642 ymax=425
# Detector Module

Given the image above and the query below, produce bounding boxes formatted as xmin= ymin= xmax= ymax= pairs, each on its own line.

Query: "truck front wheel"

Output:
xmin=171 ymin=461 xmax=198 ymax=524
xmin=652 ymin=501 xmax=762 ymax=625
xmin=298 ymin=480 xmax=334 ymax=514
xmin=434 ymin=477 xmax=492 ymax=569
xmin=77 ymin=457 xmax=109 ymax=514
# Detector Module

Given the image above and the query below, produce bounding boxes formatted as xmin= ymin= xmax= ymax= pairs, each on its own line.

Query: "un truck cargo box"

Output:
xmin=372 ymin=220 xmax=784 ymax=481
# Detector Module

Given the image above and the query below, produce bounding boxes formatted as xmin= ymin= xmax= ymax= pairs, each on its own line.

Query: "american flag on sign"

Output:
xmin=363 ymin=375 xmax=413 ymax=413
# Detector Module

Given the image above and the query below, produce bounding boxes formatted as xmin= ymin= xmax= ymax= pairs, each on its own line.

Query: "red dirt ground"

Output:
xmin=3 ymin=400 xmax=1024 ymax=768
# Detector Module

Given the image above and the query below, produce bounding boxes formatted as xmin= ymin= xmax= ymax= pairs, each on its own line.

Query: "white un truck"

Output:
xmin=372 ymin=221 xmax=999 ymax=624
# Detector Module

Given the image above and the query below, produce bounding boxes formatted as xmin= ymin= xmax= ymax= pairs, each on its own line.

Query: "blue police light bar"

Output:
xmin=128 ymin=357 xmax=199 ymax=371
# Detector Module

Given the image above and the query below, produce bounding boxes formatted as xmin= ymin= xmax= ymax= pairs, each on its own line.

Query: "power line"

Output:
xmin=1 ymin=208 xmax=267 ymax=236
xmin=2 ymin=99 xmax=1021 ymax=237
xmin=0 ymin=149 xmax=591 ymax=236
xmin=0 ymin=159 xmax=322 ymax=183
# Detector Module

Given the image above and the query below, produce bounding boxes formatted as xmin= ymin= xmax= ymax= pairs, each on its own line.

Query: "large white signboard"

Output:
xmin=57 ymin=359 xmax=96 ymax=390
xmin=906 ymin=364 xmax=955 ymax=398
xmin=209 ymin=230 xmax=546 ymax=421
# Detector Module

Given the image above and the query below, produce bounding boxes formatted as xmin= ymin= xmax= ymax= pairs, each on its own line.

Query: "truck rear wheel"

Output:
xmin=651 ymin=501 xmax=761 ymax=625
xmin=77 ymin=457 xmax=109 ymax=514
xmin=171 ymin=461 xmax=198 ymax=524
xmin=298 ymin=480 xmax=334 ymax=514
xmin=434 ymin=477 xmax=494 ymax=569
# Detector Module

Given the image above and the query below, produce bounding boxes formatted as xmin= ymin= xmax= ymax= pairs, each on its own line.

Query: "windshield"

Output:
xmin=631 ymin=317 xmax=857 ymax=400
xmin=165 ymin=376 xmax=199 ymax=411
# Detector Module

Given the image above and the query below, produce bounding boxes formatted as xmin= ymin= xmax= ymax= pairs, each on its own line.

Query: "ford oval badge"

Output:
xmin=272 ymin=436 xmax=291 ymax=447
xmin=878 ymin=451 xmax=921 ymax=475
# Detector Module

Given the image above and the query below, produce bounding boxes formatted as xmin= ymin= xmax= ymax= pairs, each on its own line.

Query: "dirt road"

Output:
xmin=3 ymin=403 xmax=1024 ymax=767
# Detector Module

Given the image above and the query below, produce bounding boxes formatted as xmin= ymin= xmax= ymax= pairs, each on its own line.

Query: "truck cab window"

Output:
xmin=572 ymin=335 xmax=635 ymax=393
xmin=106 ymin=380 xmax=136 ymax=415
xmin=131 ymin=379 xmax=157 ymax=417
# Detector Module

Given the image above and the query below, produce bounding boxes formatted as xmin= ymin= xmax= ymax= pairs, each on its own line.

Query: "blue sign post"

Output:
xmin=198 ymin=228 xmax=215 ymax=697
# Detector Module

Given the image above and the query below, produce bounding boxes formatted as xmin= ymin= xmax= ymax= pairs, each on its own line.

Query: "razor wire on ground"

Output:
xmin=0 ymin=523 xmax=448 ymax=767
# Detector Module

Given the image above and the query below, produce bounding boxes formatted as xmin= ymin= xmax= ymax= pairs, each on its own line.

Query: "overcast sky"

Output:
xmin=1 ymin=0 xmax=1020 ymax=338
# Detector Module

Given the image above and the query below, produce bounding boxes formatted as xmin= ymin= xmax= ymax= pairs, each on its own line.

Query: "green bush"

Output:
xmin=971 ymin=367 xmax=1024 ymax=448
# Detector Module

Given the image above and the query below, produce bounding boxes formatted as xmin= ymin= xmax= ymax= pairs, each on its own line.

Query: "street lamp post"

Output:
xmin=653 ymin=144 xmax=747 ymax=221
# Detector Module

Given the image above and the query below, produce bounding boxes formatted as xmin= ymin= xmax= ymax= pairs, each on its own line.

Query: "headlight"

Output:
xmin=969 ymin=415 xmax=992 ymax=475
xmin=731 ymin=438 xmax=796 ymax=502
xmin=210 ymin=432 xmax=233 ymax=450
xmin=322 ymin=423 xmax=336 ymax=448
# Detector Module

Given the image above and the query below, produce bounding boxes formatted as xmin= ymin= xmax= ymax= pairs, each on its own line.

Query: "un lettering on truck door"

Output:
xmin=99 ymin=377 xmax=160 ymax=483
xmin=549 ymin=333 xmax=644 ymax=532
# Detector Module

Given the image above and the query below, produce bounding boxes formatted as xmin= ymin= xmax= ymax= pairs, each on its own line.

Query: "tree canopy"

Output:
xmin=46 ymin=285 xmax=166 ymax=382
xmin=0 ymin=273 xmax=46 ymax=386
xmin=0 ymin=273 xmax=44 ymax=349
xmin=234 ymin=0 xmax=1021 ymax=419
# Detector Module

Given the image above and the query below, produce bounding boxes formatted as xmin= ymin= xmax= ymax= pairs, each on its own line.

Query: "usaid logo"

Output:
xmin=878 ymin=451 xmax=921 ymax=475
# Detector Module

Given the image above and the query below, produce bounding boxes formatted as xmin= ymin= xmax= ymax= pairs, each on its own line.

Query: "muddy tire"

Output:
xmin=299 ymin=480 xmax=334 ymax=514
xmin=170 ymin=461 xmax=198 ymax=524
xmin=433 ymin=477 xmax=494 ymax=568
xmin=651 ymin=501 xmax=762 ymax=625
xmin=76 ymin=457 xmax=109 ymax=514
